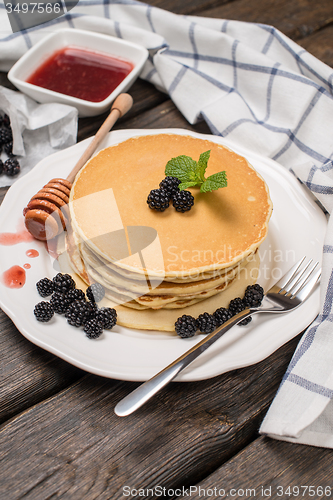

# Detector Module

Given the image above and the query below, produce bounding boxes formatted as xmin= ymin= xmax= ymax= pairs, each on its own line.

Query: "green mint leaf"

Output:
xmin=200 ymin=171 xmax=227 ymax=193
xmin=164 ymin=151 xmax=228 ymax=195
xmin=165 ymin=155 xmax=198 ymax=183
xmin=178 ymin=181 xmax=198 ymax=191
xmin=197 ymin=150 xmax=211 ymax=181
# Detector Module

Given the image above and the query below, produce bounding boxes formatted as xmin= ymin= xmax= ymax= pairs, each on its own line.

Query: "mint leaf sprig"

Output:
xmin=164 ymin=150 xmax=227 ymax=193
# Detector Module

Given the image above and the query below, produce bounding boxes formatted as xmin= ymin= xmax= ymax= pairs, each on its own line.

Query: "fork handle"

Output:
xmin=114 ymin=308 xmax=252 ymax=417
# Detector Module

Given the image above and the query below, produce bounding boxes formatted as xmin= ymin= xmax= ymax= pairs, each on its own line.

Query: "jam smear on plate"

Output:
xmin=1 ymin=265 xmax=26 ymax=288
xmin=26 ymin=46 xmax=134 ymax=102
xmin=26 ymin=249 xmax=39 ymax=258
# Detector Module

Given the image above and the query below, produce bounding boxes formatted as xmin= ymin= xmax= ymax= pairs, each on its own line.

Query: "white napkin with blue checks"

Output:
xmin=1 ymin=0 xmax=333 ymax=447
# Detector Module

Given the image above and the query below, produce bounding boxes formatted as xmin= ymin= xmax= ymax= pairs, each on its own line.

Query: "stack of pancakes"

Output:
xmin=66 ymin=134 xmax=272 ymax=331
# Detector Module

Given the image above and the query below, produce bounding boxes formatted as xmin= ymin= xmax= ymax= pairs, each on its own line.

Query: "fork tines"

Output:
xmin=278 ymin=257 xmax=320 ymax=298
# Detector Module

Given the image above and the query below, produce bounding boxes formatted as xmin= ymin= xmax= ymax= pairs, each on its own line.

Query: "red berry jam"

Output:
xmin=26 ymin=46 xmax=134 ymax=102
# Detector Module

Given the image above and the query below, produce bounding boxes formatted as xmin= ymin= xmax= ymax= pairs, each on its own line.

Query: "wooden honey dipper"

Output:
xmin=23 ymin=93 xmax=133 ymax=241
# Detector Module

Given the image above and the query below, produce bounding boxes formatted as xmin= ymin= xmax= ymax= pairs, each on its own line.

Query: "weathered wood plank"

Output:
xmin=77 ymin=79 xmax=169 ymax=142
xmin=298 ymin=24 xmax=333 ymax=69
xmin=200 ymin=0 xmax=333 ymax=41
xmin=0 ymin=309 xmax=83 ymax=425
xmin=182 ymin=435 xmax=333 ymax=499
xmin=116 ymin=98 xmax=211 ymax=134
xmin=0 ymin=335 xmax=300 ymax=499
xmin=0 ymin=187 xmax=8 ymax=205
xmin=148 ymin=0 xmax=234 ymax=16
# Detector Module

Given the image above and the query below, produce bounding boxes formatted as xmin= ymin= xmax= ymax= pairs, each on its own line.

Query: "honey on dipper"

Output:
xmin=23 ymin=93 xmax=133 ymax=241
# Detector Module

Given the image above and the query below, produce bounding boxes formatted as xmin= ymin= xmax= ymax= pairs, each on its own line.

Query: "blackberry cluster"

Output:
xmin=0 ymin=127 xmax=12 ymax=145
xmin=147 ymin=176 xmax=194 ymax=213
xmin=84 ymin=319 xmax=104 ymax=339
xmin=53 ymin=272 xmax=76 ymax=293
xmin=3 ymin=158 xmax=20 ymax=177
xmin=95 ymin=307 xmax=117 ymax=329
xmin=172 ymin=190 xmax=194 ymax=213
xmin=197 ymin=312 xmax=216 ymax=334
xmin=175 ymin=283 xmax=264 ymax=337
xmin=0 ymin=113 xmax=21 ymax=177
xmin=174 ymin=315 xmax=198 ymax=338
xmin=66 ymin=288 xmax=86 ymax=303
xmin=50 ymin=291 xmax=71 ymax=314
xmin=243 ymin=284 xmax=264 ymax=307
xmin=213 ymin=307 xmax=232 ymax=327
xmin=147 ymin=188 xmax=170 ymax=212
xmin=34 ymin=301 xmax=54 ymax=322
xmin=33 ymin=273 xmax=117 ymax=340
xmin=65 ymin=300 xmax=94 ymax=327
xmin=159 ymin=176 xmax=181 ymax=198
xmin=86 ymin=283 xmax=105 ymax=303
xmin=36 ymin=277 xmax=54 ymax=297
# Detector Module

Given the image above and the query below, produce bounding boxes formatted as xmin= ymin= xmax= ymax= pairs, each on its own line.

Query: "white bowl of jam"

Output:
xmin=8 ymin=29 xmax=148 ymax=117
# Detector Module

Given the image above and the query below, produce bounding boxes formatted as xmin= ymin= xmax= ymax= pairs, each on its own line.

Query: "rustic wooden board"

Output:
xmin=148 ymin=0 xmax=232 ymax=16
xmin=0 ymin=309 xmax=83 ymax=425
xmin=298 ymin=25 xmax=333 ymax=69
xmin=78 ymin=79 xmax=169 ymax=142
xmin=183 ymin=435 xmax=333 ymax=499
xmin=0 ymin=335 xmax=301 ymax=499
xmin=200 ymin=0 xmax=333 ymax=41
xmin=116 ymin=99 xmax=211 ymax=134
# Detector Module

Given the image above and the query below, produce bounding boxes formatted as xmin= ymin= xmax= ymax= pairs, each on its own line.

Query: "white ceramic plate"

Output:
xmin=0 ymin=129 xmax=327 ymax=381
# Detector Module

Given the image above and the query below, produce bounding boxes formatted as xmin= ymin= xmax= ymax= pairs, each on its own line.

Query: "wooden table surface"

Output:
xmin=1 ymin=1 xmax=333 ymax=498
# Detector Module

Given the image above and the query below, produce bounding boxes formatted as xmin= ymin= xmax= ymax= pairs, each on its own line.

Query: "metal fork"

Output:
xmin=114 ymin=257 xmax=321 ymax=417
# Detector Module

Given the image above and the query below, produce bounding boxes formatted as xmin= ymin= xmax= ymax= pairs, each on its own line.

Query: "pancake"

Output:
xmin=64 ymin=133 xmax=272 ymax=330
xmin=59 ymin=245 xmax=260 ymax=331
xmin=69 ymin=134 xmax=272 ymax=278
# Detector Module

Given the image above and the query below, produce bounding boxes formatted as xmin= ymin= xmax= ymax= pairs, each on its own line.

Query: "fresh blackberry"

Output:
xmin=3 ymin=141 xmax=13 ymax=156
xmin=1 ymin=114 xmax=10 ymax=128
xmin=36 ymin=277 xmax=54 ymax=297
xmin=213 ymin=307 xmax=232 ymax=327
xmin=0 ymin=127 xmax=12 ymax=145
xmin=242 ymin=284 xmax=264 ymax=308
xmin=238 ymin=316 xmax=252 ymax=326
xmin=50 ymin=291 xmax=70 ymax=314
xmin=228 ymin=297 xmax=245 ymax=316
xmin=175 ymin=314 xmax=198 ymax=338
xmin=87 ymin=301 xmax=98 ymax=319
xmin=228 ymin=297 xmax=251 ymax=326
xmin=3 ymin=157 xmax=20 ymax=176
xmin=52 ymin=273 xmax=75 ymax=294
xmin=66 ymin=288 xmax=85 ymax=304
xmin=172 ymin=190 xmax=194 ymax=213
xmin=95 ymin=307 xmax=117 ymax=329
xmin=65 ymin=300 xmax=93 ymax=327
xmin=84 ymin=318 xmax=103 ymax=339
xmin=0 ymin=159 xmax=3 ymax=175
xmin=197 ymin=312 xmax=216 ymax=334
xmin=86 ymin=283 xmax=105 ymax=303
xmin=159 ymin=176 xmax=181 ymax=199
xmin=147 ymin=188 xmax=170 ymax=212
xmin=34 ymin=301 xmax=54 ymax=322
